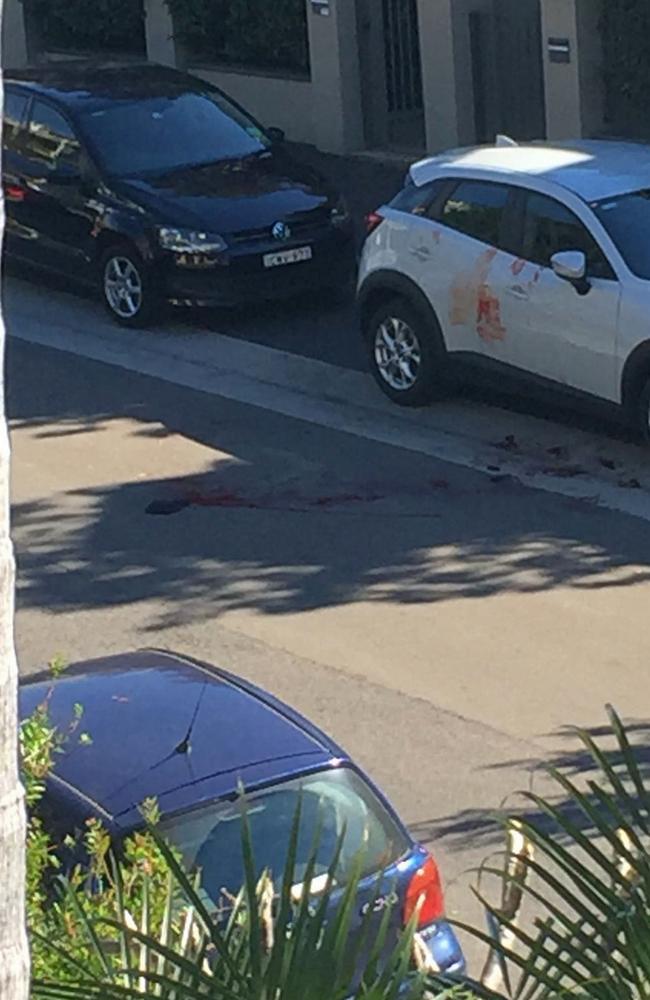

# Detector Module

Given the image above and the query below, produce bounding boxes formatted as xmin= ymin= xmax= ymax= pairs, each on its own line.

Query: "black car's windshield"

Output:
xmin=79 ymin=91 xmax=270 ymax=177
xmin=160 ymin=767 xmax=409 ymax=905
xmin=593 ymin=189 xmax=650 ymax=280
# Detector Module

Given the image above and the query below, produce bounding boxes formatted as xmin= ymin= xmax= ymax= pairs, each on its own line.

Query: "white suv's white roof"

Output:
xmin=410 ymin=139 xmax=650 ymax=203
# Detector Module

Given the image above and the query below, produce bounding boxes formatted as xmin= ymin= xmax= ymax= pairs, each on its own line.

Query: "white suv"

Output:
xmin=358 ymin=140 xmax=650 ymax=440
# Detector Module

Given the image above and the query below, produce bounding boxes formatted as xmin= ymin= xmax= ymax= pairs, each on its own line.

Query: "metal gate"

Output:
xmin=357 ymin=0 xmax=425 ymax=150
xmin=469 ymin=0 xmax=546 ymax=143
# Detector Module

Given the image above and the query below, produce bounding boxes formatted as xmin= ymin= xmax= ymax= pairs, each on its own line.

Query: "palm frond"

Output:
xmin=464 ymin=707 xmax=650 ymax=1000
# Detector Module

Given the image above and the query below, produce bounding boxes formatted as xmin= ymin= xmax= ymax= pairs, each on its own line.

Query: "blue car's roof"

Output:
xmin=19 ymin=650 xmax=340 ymax=825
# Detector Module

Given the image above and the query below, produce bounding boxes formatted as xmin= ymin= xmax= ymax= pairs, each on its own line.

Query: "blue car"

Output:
xmin=20 ymin=650 xmax=465 ymax=977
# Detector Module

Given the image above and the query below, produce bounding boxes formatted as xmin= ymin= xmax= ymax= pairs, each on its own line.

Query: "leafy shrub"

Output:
xmin=166 ymin=0 xmax=310 ymax=75
xmin=461 ymin=706 xmax=650 ymax=998
xmin=27 ymin=0 xmax=145 ymax=55
xmin=600 ymin=0 xmax=650 ymax=137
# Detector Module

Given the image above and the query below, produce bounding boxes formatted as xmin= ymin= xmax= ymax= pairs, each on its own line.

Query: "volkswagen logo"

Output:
xmin=272 ymin=221 xmax=291 ymax=241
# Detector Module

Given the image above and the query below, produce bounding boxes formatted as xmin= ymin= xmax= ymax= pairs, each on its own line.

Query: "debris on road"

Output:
xmin=494 ymin=435 xmax=519 ymax=453
xmin=546 ymin=445 xmax=569 ymax=460
xmin=542 ymin=465 xmax=586 ymax=479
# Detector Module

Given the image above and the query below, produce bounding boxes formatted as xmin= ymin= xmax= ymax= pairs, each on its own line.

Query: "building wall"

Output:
xmin=3 ymin=0 xmax=29 ymax=68
xmin=3 ymin=0 xmax=607 ymax=155
xmin=451 ymin=0 xmax=495 ymax=146
xmin=187 ymin=67 xmax=314 ymax=144
xmin=417 ymin=0 xmax=459 ymax=151
xmin=540 ymin=0 xmax=604 ymax=140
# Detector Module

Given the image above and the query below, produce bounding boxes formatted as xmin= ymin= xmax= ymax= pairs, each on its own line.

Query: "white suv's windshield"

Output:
xmin=593 ymin=190 xmax=650 ymax=280
xmin=160 ymin=767 xmax=409 ymax=904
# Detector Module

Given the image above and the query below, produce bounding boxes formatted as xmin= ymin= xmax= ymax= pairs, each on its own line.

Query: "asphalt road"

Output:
xmin=7 ymin=271 xmax=650 ymax=976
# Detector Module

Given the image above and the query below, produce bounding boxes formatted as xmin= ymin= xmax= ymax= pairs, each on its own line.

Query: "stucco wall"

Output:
xmin=187 ymin=66 xmax=314 ymax=144
xmin=540 ymin=0 xmax=605 ymax=140
xmin=451 ymin=0 xmax=495 ymax=146
xmin=540 ymin=0 xmax=581 ymax=138
xmin=3 ymin=0 xmax=28 ymax=67
xmin=417 ymin=0 xmax=459 ymax=152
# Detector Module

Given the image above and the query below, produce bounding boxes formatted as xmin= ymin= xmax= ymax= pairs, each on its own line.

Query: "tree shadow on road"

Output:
xmin=9 ymin=339 xmax=650 ymax=633
xmin=411 ymin=717 xmax=650 ymax=855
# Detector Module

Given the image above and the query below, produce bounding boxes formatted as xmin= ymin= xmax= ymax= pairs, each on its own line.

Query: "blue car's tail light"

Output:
xmin=403 ymin=854 xmax=445 ymax=928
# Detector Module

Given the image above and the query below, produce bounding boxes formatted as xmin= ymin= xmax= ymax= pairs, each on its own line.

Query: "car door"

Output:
xmin=2 ymin=88 xmax=33 ymax=256
xmin=17 ymin=98 xmax=98 ymax=277
xmin=510 ymin=189 xmax=621 ymax=400
xmin=416 ymin=178 xmax=526 ymax=367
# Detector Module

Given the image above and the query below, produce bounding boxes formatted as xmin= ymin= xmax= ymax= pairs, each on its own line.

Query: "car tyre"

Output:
xmin=633 ymin=374 xmax=650 ymax=445
xmin=100 ymin=244 xmax=158 ymax=328
xmin=365 ymin=296 xmax=448 ymax=406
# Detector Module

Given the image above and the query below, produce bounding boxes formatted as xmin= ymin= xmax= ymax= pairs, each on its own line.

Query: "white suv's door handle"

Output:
xmin=507 ymin=285 xmax=529 ymax=301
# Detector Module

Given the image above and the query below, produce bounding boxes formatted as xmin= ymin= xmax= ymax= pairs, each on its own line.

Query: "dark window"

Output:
xmin=440 ymin=180 xmax=511 ymax=248
xmin=522 ymin=192 xmax=614 ymax=280
xmin=79 ymin=91 xmax=269 ymax=177
xmin=161 ymin=768 xmax=409 ymax=905
xmin=593 ymin=190 xmax=650 ymax=281
xmin=390 ymin=179 xmax=446 ymax=217
xmin=25 ymin=100 xmax=81 ymax=170
xmin=3 ymin=91 xmax=29 ymax=150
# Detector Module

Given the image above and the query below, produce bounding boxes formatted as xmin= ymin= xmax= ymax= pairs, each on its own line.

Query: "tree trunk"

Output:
xmin=0 ymin=74 xmax=30 ymax=1000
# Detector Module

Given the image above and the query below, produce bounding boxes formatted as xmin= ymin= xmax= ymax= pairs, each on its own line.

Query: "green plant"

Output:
xmin=600 ymin=0 xmax=650 ymax=136
xmin=27 ymin=0 xmax=145 ymax=55
xmin=166 ymin=0 xmax=310 ymax=75
xmin=19 ymin=658 xmax=90 ymax=809
xmin=457 ymin=706 xmax=650 ymax=998
xmin=27 ymin=803 xmax=467 ymax=1000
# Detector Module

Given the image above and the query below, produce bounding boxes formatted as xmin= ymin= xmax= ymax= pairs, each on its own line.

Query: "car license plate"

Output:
xmin=263 ymin=246 xmax=312 ymax=269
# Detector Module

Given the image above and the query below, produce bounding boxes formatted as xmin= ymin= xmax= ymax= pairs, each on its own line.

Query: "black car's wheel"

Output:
xmin=100 ymin=244 xmax=157 ymax=327
xmin=365 ymin=296 xmax=448 ymax=406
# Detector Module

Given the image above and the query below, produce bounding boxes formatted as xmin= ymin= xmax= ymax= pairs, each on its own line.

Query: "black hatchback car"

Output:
xmin=3 ymin=63 xmax=356 ymax=325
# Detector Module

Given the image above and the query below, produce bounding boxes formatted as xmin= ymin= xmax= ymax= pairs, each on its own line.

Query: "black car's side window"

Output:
xmin=3 ymin=91 xmax=29 ymax=151
xmin=522 ymin=191 xmax=615 ymax=280
xmin=24 ymin=100 xmax=81 ymax=171
xmin=440 ymin=180 xmax=512 ymax=249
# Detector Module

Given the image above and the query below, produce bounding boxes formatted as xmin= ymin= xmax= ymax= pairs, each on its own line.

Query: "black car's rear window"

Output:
xmin=79 ymin=91 xmax=270 ymax=177
xmin=160 ymin=767 xmax=409 ymax=904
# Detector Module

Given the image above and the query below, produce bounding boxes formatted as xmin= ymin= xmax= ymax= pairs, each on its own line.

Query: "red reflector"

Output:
xmin=5 ymin=185 xmax=25 ymax=203
xmin=403 ymin=855 xmax=445 ymax=929
xmin=365 ymin=211 xmax=384 ymax=235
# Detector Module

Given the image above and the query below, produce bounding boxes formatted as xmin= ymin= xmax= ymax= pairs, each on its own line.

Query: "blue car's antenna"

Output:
xmin=174 ymin=680 xmax=208 ymax=756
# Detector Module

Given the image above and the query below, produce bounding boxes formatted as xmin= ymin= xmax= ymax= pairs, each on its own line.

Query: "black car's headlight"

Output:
xmin=157 ymin=227 xmax=227 ymax=254
xmin=330 ymin=197 xmax=351 ymax=227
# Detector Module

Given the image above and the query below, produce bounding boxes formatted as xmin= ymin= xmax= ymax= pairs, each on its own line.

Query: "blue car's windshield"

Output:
xmin=160 ymin=767 xmax=409 ymax=904
xmin=79 ymin=91 xmax=270 ymax=177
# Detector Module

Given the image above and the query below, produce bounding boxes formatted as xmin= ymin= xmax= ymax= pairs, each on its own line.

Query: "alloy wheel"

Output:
xmin=374 ymin=316 xmax=422 ymax=391
xmin=104 ymin=256 xmax=143 ymax=320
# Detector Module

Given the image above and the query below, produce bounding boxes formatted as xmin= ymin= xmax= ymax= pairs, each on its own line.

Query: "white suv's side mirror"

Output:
xmin=551 ymin=250 xmax=591 ymax=295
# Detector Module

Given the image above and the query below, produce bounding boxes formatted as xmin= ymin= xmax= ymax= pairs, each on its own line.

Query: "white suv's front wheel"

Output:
xmin=366 ymin=297 xmax=447 ymax=406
